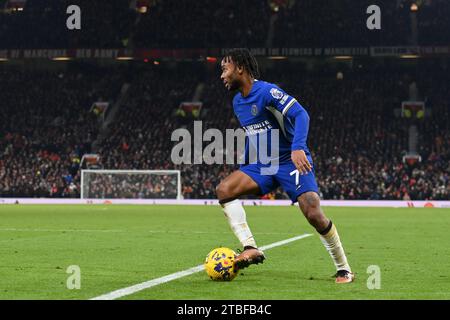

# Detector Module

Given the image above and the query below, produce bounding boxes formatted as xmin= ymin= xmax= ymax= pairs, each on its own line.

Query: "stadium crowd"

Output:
xmin=0 ymin=0 xmax=449 ymax=201
xmin=1 ymin=61 xmax=448 ymax=201
xmin=82 ymin=171 xmax=178 ymax=199
xmin=0 ymin=67 xmax=123 ymax=198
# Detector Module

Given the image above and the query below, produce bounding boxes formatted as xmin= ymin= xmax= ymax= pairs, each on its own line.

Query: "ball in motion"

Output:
xmin=204 ymin=247 xmax=238 ymax=281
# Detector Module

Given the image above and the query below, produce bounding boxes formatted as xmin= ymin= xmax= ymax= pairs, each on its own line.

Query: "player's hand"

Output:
xmin=291 ymin=150 xmax=312 ymax=175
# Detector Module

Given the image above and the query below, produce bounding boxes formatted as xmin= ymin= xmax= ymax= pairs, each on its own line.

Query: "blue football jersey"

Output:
xmin=232 ymin=80 xmax=311 ymax=165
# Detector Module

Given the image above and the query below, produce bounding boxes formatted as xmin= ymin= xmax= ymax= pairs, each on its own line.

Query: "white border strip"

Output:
xmin=91 ymin=233 xmax=313 ymax=300
xmin=1 ymin=198 xmax=450 ymax=208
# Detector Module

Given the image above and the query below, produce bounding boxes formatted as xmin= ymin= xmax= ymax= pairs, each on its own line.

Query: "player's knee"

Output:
xmin=299 ymin=192 xmax=320 ymax=210
xmin=299 ymin=192 xmax=322 ymax=222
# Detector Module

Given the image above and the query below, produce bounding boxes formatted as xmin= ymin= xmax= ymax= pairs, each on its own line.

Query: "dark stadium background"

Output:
xmin=0 ymin=0 xmax=449 ymax=201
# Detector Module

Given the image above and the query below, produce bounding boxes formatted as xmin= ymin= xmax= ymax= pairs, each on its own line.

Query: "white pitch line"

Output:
xmin=91 ymin=233 xmax=313 ymax=300
xmin=258 ymin=233 xmax=313 ymax=251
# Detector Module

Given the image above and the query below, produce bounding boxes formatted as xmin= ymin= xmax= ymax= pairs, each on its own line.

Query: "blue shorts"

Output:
xmin=240 ymin=161 xmax=319 ymax=203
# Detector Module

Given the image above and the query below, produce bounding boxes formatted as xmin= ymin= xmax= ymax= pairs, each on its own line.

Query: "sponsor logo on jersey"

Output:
xmin=242 ymin=120 xmax=273 ymax=135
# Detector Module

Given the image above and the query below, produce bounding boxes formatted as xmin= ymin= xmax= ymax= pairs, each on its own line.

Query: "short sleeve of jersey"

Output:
xmin=263 ymin=82 xmax=298 ymax=117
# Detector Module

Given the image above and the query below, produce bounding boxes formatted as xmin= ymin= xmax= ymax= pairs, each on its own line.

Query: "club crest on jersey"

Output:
xmin=251 ymin=104 xmax=258 ymax=115
xmin=270 ymin=88 xmax=284 ymax=99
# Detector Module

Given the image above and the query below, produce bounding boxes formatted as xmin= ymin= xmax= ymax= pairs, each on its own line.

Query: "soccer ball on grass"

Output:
xmin=204 ymin=247 xmax=238 ymax=281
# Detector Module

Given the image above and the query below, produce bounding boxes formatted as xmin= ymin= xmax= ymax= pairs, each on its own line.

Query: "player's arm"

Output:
xmin=233 ymin=95 xmax=250 ymax=167
xmin=285 ymin=102 xmax=312 ymax=175
xmin=265 ymin=85 xmax=312 ymax=175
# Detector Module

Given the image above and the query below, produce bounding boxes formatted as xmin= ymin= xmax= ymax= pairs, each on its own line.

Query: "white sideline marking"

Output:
xmin=91 ymin=233 xmax=313 ymax=300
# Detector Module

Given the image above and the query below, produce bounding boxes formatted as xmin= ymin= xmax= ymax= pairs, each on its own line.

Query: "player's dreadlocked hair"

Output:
xmin=223 ymin=48 xmax=260 ymax=79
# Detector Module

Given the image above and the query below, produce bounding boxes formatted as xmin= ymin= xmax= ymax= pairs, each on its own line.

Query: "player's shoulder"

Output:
xmin=257 ymin=80 xmax=285 ymax=99
xmin=255 ymin=79 xmax=276 ymax=91
xmin=233 ymin=80 xmax=284 ymax=104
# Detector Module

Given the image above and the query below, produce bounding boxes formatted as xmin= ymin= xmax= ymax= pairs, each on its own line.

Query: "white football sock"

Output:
xmin=221 ymin=199 xmax=257 ymax=248
xmin=319 ymin=222 xmax=352 ymax=272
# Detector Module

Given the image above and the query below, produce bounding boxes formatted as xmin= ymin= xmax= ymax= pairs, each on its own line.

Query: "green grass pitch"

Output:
xmin=0 ymin=204 xmax=449 ymax=300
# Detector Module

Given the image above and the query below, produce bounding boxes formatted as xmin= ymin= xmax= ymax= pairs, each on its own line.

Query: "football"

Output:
xmin=204 ymin=247 xmax=239 ymax=281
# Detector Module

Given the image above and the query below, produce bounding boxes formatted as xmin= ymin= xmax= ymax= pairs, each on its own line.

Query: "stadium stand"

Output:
xmin=0 ymin=66 xmax=124 ymax=197
xmin=0 ymin=0 xmax=449 ymax=200
xmin=1 ymin=61 xmax=448 ymax=200
xmin=0 ymin=0 xmax=449 ymax=48
xmin=0 ymin=0 xmax=134 ymax=48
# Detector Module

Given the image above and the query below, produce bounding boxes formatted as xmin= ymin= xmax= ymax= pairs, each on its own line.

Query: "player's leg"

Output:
xmin=297 ymin=191 xmax=354 ymax=283
xmin=276 ymin=162 xmax=353 ymax=283
xmin=216 ymin=170 xmax=260 ymax=249
xmin=216 ymin=167 xmax=274 ymax=269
